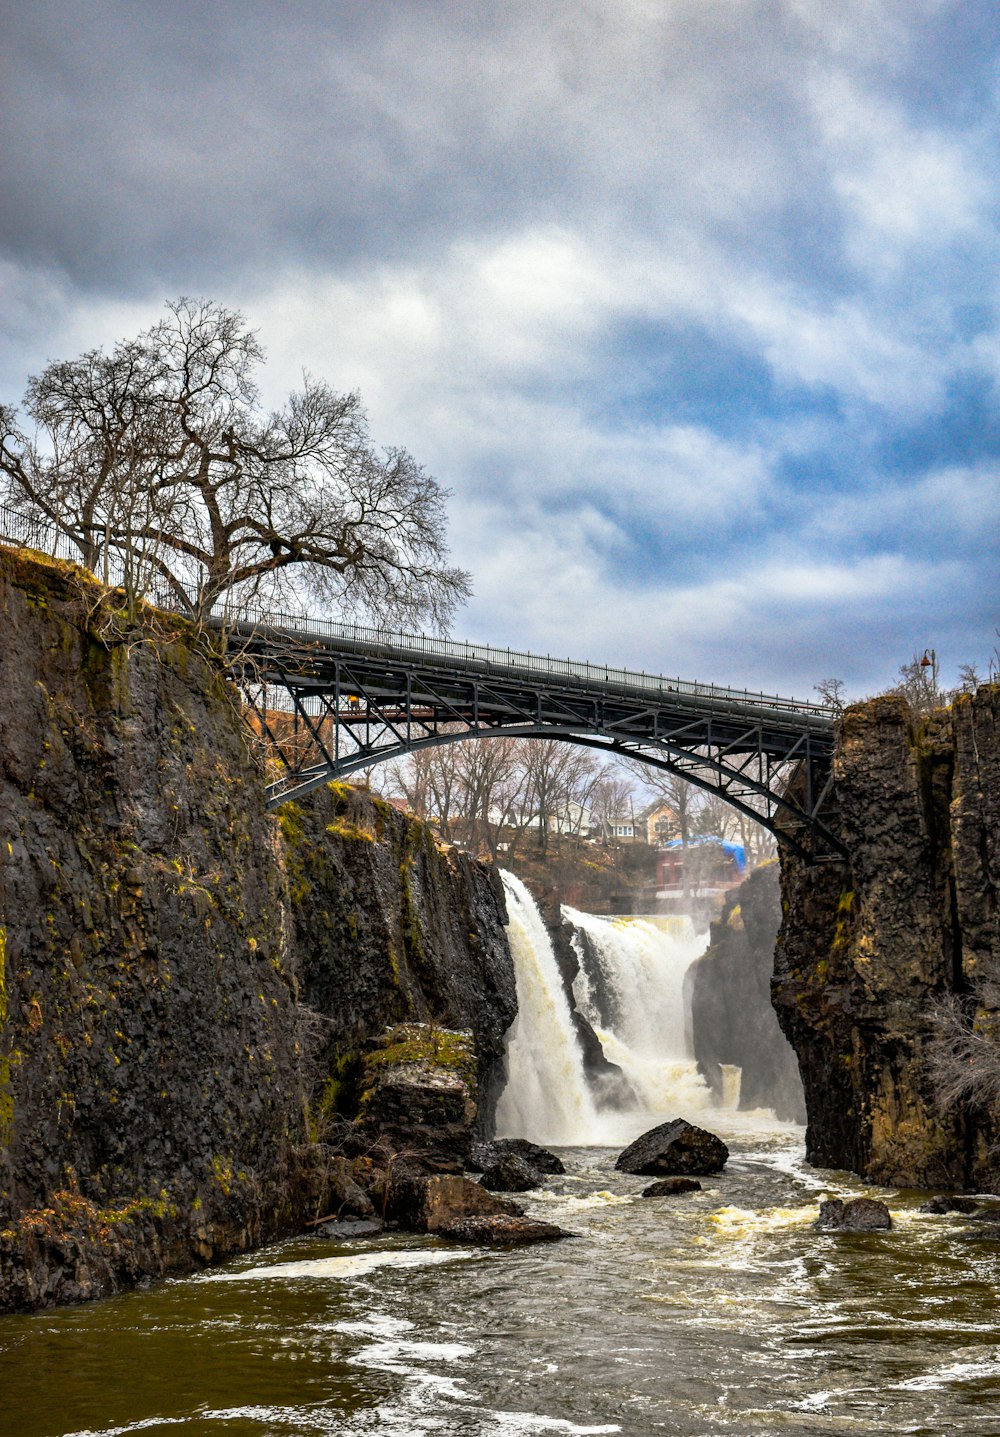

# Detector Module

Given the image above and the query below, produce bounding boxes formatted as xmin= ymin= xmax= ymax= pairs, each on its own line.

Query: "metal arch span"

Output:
xmin=226 ymin=612 xmax=845 ymax=863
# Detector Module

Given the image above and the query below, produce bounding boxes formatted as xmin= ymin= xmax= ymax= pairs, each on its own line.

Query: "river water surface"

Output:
xmin=6 ymin=886 xmax=1000 ymax=1434
xmin=6 ymin=1123 xmax=1000 ymax=1437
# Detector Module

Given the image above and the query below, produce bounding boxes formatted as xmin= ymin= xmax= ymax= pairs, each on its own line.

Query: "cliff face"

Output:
xmin=280 ymin=784 xmax=514 ymax=1132
xmin=0 ymin=548 xmax=514 ymax=1308
xmin=686 ymin=863 xmax=805 ymax=1123
xmin=774 ymin=689 xmax=1000 ymax=1187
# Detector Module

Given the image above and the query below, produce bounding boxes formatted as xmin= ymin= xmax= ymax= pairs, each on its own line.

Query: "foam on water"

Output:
xmin=206 ymin=1248 xmax=479 ymax=1282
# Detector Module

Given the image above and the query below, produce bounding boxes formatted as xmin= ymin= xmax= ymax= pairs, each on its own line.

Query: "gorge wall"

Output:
xmin=775 ymin=688 xmax=1000 ymax=1188
xmin=686 ymin=863 xmax=805 ymax=1123
xmin=0 ymin=548 xmax=514 ymax=1309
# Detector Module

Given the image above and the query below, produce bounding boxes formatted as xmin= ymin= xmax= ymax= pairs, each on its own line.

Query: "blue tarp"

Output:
xmin=661 ymin=837 xmax=747 ymax=873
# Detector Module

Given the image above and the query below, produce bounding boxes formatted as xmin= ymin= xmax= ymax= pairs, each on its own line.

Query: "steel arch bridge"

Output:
xmin=226 ymin=611 xmax=844 ymax=864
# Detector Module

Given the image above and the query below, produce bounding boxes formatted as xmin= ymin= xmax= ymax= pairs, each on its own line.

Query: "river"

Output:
xmin=4 ymin=881 xmax=1000 ymax=1435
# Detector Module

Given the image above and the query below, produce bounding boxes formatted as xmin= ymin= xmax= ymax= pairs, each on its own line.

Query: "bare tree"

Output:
xmin=813 ymin=676 xmax=847 ymax=712
xmin=1 ymin=298 xmax=470 ymax=629
xmin=891 ymin=650 xmax=942 ymax=715
xmin=589 ymin=771 xmax=637 ymax=841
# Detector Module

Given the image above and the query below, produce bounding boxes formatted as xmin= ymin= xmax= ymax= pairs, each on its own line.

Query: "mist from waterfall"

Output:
xmin=495 ymin=871 xmax=720 ymax=1146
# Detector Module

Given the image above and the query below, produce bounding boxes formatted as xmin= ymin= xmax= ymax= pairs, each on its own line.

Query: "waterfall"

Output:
xmin=496 ymin=874 xmax=718 ymax=1146
xmin=494 ymin=872 xmax=598 ymax=1145
xmin=565 ymin=907 xmax=713 ymax=1127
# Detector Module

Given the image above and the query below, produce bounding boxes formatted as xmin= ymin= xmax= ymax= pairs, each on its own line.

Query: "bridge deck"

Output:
xmin=228 ymin=609 xmax=836 ymax=737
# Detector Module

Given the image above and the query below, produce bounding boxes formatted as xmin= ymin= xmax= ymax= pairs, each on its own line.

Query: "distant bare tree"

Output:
xmin=0 ymin=298 xmax=470 ymax=628
xmin=814 ymin=677 xmax=847 ymax=712
xmin=890 ymin=650 xmax=942 ymax=715
xmin=957 ymin=663 xmax=982 ymax=694
xmin=589 ymin=772 xmax=636 ymax=840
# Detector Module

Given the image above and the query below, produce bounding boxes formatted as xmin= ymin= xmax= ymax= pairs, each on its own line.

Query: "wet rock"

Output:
xmin=919 ymin=1195 xmax=979 ymax=1214
xmin=615 ymin=1119 xmax=729 ymax=1177
xmin=353 ymin=1026 xmax=479 ymax=1175
xmin=686 ymin=864 xmax=805 ymax=1123
xmin=388 ymin=1173 xmax=524 ymax=1233
xmin=468 ymin=1138 xmax=566 ymax=1175
xmin=641 ymin=1177 xmax=703 ymax=1197
xmin=967 ymin=1206 xmax=1000 ymax=1224
xmin=312 ymin=1216 xmax=385 ymax=1240
xmin=434 ymin=1215 xmax=572 ymax=1246
xmin=479 ymin=1153 xmax=543 ymax=1192
xmin=815 ymin=1198 xmax=892 ymax=1231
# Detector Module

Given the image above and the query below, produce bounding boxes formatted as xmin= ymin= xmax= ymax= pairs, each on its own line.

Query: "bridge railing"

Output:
xmin=0 ymin=503 xmax=835 ymax=721
xmin=234 ymin=604 xmax=834 ymax=719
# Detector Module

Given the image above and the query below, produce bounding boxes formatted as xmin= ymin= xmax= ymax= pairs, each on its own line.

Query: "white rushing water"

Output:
xmin=496 ymin=873 xmax=717 ymax=1146
xmin=494 ymin=871 xmax=599 ymax=1144
xmin=565 ymin=905 xmax=712 ymax=1121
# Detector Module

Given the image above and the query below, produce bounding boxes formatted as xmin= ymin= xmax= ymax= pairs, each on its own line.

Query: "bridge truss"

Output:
xmin=228 ymin=616 xmax=845 ymax=864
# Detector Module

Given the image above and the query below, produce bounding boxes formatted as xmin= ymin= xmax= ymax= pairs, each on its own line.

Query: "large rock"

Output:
xmin=387 ymin=1173 xmax=523 ymax=1232
xmin=919 ymin=1195 xmax=978 ymax=1215
xmin=351 ymin=1025 xmax=478 ymax=1174
xmin=615 ymin=1120 xmax=729 ymax=1176
xmin=815 ymin=1198 xmax=892 ymax=1232
xmin=480 ymin=1153 xmax=542 ymax=1192
xmin=468 ymin=1138 xmax=566 ymax=1175
xmin=435 ymin=1215 xmax=571 ymax=1246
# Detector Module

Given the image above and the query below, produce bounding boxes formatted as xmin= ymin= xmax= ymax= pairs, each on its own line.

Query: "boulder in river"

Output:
xmin=815 ymin=1198 xmax=892 ymax=1231
xmin=480 ymin=1153 xmax=544 ymax=1192
xmin=615 ymin=1119 xmax=729 ymax=1176
xmin=919 ymin=1195 xmax=978 ymax=1214
xmin=468 ymin=1138 xmax=566 ymax=1175
xmin=312 ymin=1216 xmax=386 ymax=1240
xmin=435 ymin=1215 xmax=572 ymax=1246
xmin=388 ymin=1173 xmax=524 ymax=1233
xmin=641 ymin=1177 xmax=703 ymax=1197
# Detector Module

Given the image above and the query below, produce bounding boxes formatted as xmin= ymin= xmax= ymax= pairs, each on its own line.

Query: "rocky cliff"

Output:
xmin=0 ymin=547 xmax=514 ymax=1309
xmin=774 ymin=688 xmax=1000 ymax=1187
xmin=686 ymin=863 xmax=805 ymax=1123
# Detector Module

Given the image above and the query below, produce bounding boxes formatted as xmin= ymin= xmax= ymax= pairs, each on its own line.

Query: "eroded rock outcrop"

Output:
xmin=774 ymin=688 xmax=1000 ymax=1189
xmin=686 ymin=862 xmax=805 ymax=1122
xmin=0 ymin=548 xmax=517 ymax=1309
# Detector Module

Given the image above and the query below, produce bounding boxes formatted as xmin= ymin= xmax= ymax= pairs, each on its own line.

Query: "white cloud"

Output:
xmin=808 ymin=69 xmax=988 ymax=273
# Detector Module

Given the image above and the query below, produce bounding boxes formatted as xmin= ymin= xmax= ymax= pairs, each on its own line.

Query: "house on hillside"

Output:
xmin=641 ymin=798 xmax=678 ymax=846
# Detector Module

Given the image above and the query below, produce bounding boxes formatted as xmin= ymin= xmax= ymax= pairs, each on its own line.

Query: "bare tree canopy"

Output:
xmin=0 ymin=298 xmax=471 ymax=628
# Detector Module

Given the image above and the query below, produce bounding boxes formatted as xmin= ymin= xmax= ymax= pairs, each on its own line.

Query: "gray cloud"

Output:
xmin=2 ymin=0 xmax=999 ymax=693
xmin=1 ymin=0 xmax=888 ymax=293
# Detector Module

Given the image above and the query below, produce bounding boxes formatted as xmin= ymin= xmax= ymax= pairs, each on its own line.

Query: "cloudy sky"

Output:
xmin=2 ymin=0 xmax=999 ymax=697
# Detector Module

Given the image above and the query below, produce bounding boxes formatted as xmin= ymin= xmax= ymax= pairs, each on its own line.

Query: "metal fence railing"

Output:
xmin=0 ymin=502 xmax=836 ymax=721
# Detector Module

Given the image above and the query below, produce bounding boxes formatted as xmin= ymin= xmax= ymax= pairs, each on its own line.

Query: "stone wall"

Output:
xmin=0 ymin=547 xmax=514 ymax=1308
xmin=774 ymin=688 xmax=1000 ymax=1187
